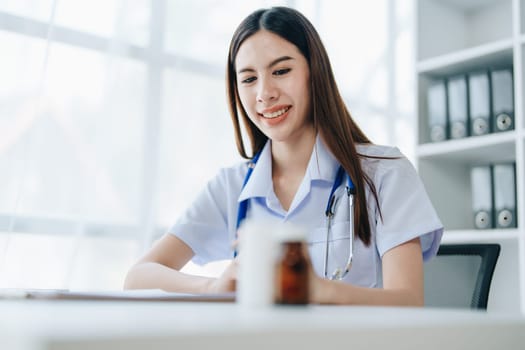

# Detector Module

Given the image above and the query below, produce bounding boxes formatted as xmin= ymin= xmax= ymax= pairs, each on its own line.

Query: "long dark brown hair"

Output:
xmin=226 ymin=6 xmax=380 ymax=246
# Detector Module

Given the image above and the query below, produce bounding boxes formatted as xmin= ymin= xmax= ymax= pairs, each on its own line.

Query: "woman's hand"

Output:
xmin=206 ymin=259 xmax=238 ymax=293
xmin=298 ymin=243 xmax=327 ymax=303
xmin=206 ymin=235 xmax=240 ymax=293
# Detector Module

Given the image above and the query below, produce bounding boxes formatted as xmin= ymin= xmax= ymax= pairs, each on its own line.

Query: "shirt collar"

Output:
xmin=237 ymin=135 xmax=340 ymax=202
xmin=238 ymin=140 xmax=273 ymax=202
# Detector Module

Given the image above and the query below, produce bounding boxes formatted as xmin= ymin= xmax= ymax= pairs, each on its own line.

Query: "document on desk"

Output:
xmin=0 ymin=288 xmax=236 ymax=302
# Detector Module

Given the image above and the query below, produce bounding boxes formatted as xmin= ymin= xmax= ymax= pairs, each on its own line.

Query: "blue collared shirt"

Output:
xmin=170 ymin=136 xmax=443 ymax=287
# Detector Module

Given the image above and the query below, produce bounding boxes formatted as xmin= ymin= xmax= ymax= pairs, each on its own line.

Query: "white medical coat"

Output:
xmin=169 ymin=137 xmax=443 ymax=287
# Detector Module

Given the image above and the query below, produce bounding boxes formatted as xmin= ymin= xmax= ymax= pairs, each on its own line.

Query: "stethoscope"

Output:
xmin=235 ymin=151 xmax=356 ymax=281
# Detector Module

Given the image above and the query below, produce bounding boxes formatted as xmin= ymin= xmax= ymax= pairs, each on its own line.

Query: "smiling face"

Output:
xmin=234 ymin=30 xmax=314 ymax=146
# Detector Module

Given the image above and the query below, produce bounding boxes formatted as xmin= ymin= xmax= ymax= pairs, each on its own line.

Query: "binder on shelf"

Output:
xmin=427 ymin=79 xmax=448 ymax=142
xmin=468 ymin=71 xmax=491 ymax=137
xmin=492 ymin=163 xmax=517 ymax=229
xmin=470 ymin=165 xmax=493 ymax=229
xmin=447 ymin=75 xmax=469 ymax=139
xmin=490 ymin=68 xmax=514 ymax=132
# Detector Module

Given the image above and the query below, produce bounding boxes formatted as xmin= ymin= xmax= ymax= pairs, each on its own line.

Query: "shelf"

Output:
xmin=416 ymin=0 xmax=523 ymax=315
xmin=441 ymin=229 xmax=521 ymax=244
xmin=417 ymin=0 xmax=513 ymax=60
xmin=417 ymin=131 xmax=516 ymax=164
xmin=436 ymin=0 xmax=506 ymax=11
xmin=417 ymin=39 xmax=513 ymax=76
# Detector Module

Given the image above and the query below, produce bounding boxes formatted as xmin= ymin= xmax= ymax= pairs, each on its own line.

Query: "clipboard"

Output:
xmin=0 ymin=288 xmax=236 ymax=302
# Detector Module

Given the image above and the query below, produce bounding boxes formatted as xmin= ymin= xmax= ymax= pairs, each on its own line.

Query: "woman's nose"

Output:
xmin=256 ymin=78 xmax=278 ymax=103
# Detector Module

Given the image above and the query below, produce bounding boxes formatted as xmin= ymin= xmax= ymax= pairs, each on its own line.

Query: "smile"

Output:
xmin=261 ymin=106 xmax=291 ymax=119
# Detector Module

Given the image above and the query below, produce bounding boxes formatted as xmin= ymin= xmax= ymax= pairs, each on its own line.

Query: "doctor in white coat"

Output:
xmin=124 ymin=6 xmax=443 ymax=306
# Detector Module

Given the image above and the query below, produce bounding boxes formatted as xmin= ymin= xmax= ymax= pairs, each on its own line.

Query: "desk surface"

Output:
xmin=1 ymin=300 xmax=524 ymax=350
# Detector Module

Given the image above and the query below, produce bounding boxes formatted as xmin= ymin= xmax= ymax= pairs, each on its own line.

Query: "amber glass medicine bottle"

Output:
xmin=274 ymin=226 xmax=309 ymax=305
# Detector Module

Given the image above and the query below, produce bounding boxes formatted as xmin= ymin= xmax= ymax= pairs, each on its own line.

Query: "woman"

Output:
xmin=124 ymin=6 xmax=443 ymax=305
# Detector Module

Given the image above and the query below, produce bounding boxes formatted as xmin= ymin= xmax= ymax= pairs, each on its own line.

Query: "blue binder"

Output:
xmin=427 ymin=79 xmax=448 ymax=142
xmin=447 ymin=75 xmax=468 ymax=139
xmin=468 ymin=71 xmax=491 ymax=136
xmin=492 ymin=163 xmax=517 ymax=228
xmin=470 ymin=165 xmax=493 ymax=229
xmin=490 ymin=68 xmax=514 ymax=133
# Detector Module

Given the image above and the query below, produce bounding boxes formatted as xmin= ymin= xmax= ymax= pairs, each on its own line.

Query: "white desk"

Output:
xmin=0 ymin=300 xmax=524 ymax=350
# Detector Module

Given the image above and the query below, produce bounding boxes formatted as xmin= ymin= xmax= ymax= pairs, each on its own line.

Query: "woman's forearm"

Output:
xmin=123 ymin=262 xmax=215 ymax=293
xmin=310 ymin=238 xmax=425 ymax=306
xmin=311 ymin=276 xmax=424 ymax=306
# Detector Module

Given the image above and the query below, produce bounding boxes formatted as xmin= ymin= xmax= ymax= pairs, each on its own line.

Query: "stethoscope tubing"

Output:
xmin=235 ymin=151 xmax=355 ymax=280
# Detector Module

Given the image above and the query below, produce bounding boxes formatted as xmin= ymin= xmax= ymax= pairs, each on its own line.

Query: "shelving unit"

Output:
xmin=416 ymin=0 xmax=525 ymax=313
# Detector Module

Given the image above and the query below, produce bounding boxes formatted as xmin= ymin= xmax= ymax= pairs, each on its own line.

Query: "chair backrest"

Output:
xmin=424 ymin=243 xmax=500 ymax=310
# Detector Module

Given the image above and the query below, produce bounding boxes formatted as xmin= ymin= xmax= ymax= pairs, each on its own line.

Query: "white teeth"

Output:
xmin=262 ymin=107 xmax=289 ymax=119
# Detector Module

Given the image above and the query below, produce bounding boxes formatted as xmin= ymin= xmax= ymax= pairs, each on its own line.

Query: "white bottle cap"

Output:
xmin=273 ymin=222 xmax=307 ymax=243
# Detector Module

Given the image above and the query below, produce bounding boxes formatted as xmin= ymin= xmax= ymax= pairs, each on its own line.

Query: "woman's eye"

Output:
xmin=241 ymin=76 xmax=256 ymax=84
xmin=274 ymin=68 xmax=291 ymax=76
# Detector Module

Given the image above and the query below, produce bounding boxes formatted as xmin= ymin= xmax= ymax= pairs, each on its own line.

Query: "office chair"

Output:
xmin=424 ymin=243 xmax=500 ymax=310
